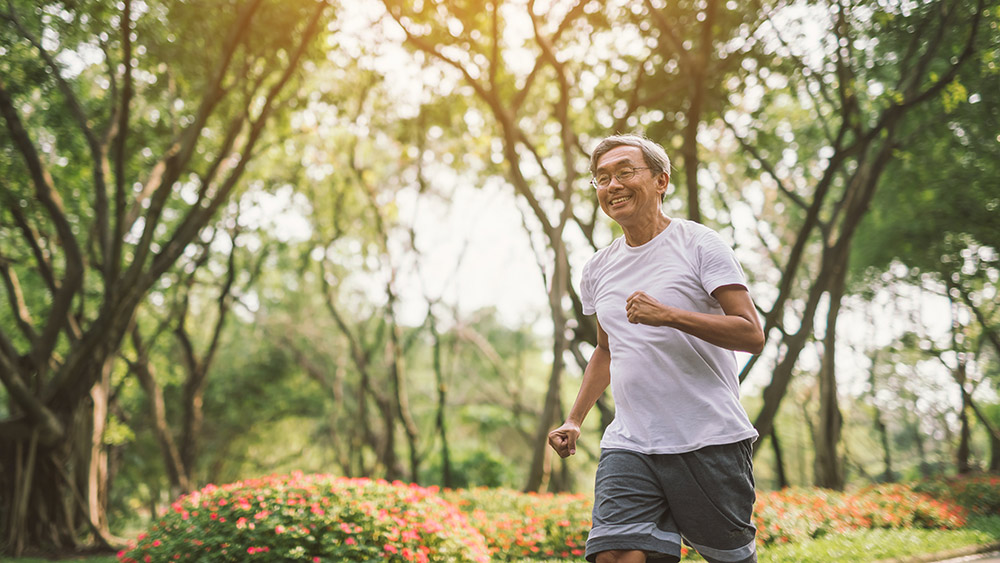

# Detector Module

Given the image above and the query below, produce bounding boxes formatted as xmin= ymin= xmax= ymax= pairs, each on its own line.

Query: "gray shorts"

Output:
xmin=586 ymin=440 xmax=757 ymax=563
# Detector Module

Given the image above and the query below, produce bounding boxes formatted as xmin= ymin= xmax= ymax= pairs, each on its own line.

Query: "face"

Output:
xmin=593 ymin=145 xmax=668 ymax=228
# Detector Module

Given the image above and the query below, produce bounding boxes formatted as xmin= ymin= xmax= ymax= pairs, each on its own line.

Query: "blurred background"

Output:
xmin=1 ymin=0 xmax=997 ymax=556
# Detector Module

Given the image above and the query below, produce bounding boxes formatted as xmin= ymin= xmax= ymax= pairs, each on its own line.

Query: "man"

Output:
xmin=548 ymin=134 xmax=764 ymax=563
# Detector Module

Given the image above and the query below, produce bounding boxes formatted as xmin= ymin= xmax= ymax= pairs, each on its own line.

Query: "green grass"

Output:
xmin=7 ymin=517 xmax=1000 ymax=563
xmin=756 ymin=515 xmax=1000 ymax=563
xmin=513 ymin=516 xmax=1000 ymax=562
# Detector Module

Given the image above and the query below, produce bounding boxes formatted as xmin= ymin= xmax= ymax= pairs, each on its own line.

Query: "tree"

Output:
xmin=383 ymin=0 xmax=612 ymax=491
xmin=727 ymin=0 xmax=990 ymax=489
xmin=851 ymin=0 xmax=1000 ymax=473
xmin=0 ymin=0 xmax=331 ymax=554
xmin=638 ymin=0 xmax=767 ymax=223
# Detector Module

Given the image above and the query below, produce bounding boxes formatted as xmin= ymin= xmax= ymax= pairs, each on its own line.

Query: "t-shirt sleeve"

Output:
xmin=697 ymin=230 xmax=747 ymax=297
xmin=580 ymin=259 xmax=596 ymax=316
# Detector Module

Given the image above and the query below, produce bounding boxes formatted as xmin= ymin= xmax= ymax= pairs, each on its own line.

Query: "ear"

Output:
xmin=655 ymin=171 xmax=670 ymax=195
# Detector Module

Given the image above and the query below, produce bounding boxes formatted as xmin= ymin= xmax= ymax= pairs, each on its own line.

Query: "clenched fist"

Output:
xmin=625 ymin=290 xmax=670 ymax=326
xmin=548 ymin=421 xmax=582 ymax=458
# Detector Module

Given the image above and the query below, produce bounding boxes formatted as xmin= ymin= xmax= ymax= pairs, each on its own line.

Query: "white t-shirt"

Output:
xmin=580 ymin=218 xmax=759 ymax=454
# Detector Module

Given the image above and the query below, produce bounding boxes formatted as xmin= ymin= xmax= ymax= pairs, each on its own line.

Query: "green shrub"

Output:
xmin=441 ymin=487 xmax=591 ymax=560
xmin=118 ymin=473 xmax=490 ymax=563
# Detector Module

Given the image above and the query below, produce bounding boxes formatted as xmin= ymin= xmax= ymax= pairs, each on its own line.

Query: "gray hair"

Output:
xmin=589 ymin=134 xmax=672 ymax=178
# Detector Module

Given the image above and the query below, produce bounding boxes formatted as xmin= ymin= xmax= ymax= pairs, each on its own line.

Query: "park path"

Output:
xmin=935 ymin=551 xmax=1000 ymax=563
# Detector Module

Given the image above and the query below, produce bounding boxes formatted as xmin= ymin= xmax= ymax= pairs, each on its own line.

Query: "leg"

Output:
xmin=585 ymin=450 xmax=682 ymax=563
xmin=658 ymin=440 xmax=758 ymax=563
xmin=596 ymin=550 xmax=646 ymax=563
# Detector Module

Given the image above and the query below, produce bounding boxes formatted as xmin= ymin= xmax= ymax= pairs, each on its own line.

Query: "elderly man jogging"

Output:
xmin=549 ymin=134 xmax=764 ymax=563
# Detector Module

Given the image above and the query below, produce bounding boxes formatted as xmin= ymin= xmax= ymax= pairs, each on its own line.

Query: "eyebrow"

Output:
xmin=595 ymin=158 xmax=642 ymax=174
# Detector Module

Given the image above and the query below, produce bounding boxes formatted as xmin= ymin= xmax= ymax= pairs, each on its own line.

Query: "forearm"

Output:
xmin=660 ymin=307 xmax=764 ymax=353
xmin=566 ymin=345 xmax=612 ymax=426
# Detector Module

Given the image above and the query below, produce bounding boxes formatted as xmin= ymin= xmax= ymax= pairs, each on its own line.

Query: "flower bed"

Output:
xmin=118 ymin=473 xmax=490 ymax=562
xmin=119 ymin=473 xmax=996 ymax=562
xmin=914 ymin=474 xmax=1000 ymax=516
xmin=441 ymin=487 xmax=591 ymax=560
xmin=754 ymin=483 xmax=968 ymax=546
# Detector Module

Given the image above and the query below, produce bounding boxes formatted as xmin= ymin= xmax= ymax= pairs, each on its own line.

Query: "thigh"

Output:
xmin=659 ymin=440 xmax=757 ymax=563
xmin=586 ymin=450 xmax=682 ymax=563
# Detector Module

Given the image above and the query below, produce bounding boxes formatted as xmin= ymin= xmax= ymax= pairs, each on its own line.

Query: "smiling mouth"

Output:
xmin=610 ymin=195 xmax=632 ymax=206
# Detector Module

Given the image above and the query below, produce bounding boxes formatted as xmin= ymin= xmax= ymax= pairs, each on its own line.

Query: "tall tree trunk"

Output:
xmin=867 ymin=349 xmax=895 ymax=482
xmin=429 ymin=314 xmax=453 ymax=488
xmin=129 ymin=326 xmax=190 ymax=494
xmin=771 ymin=426 xmax=789 ymax=489
xmin=911 ymin=411 xmax=930 ymax=477
xmin=814 ymin=259 xmax=848 ymax=490
xmin=990 ymin=428 xmax=1000 ymax=473
xmin=87 ymin=359 xmax=113 ymax=539
xmin=949 ymin=292 xmax=973 ymax=474
xmin=525 ymin=244 xmax=570 ymax=493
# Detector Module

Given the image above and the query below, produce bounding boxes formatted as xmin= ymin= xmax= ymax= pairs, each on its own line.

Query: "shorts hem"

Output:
xmin=585 ymin=534 xmax=681 ymax=563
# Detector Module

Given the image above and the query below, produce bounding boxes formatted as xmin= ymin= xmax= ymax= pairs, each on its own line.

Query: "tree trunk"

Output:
xmin=912 ymin=411 xmax=930 ymax=477
xmin=386 ymin=288 xmax=420 ymax=484
xmin=868 ymin=349 xmax=895 ymax=482
xmin=990 ymin=429 xmax=1000 ymax=473
xmin=771 ymin=426 xmax=789 ymax=489
xmin=0 ymin=384 xmax=119 ymax=556
xmin=813 ymin=254 xmax=848 ymax=490
xmin=430 ymin=315 xmax=453 ymax=488
xmin=525 ymin=244 xmax=570 ymax=493
xmin=130 ymin=325 xmax=191 ymax=495
xmin=87 ymin=359 xmax=113 ymax=539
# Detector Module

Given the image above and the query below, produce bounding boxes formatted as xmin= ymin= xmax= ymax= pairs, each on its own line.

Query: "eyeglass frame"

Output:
xmin=591 ymin=166 xmax=653 ymax=189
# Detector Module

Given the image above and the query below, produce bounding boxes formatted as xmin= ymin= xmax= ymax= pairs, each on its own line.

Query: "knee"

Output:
xmin=595 ymin=550 xmax=646 ymax=563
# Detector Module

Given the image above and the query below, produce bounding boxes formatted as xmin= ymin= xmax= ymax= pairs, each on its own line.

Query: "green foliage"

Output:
xmin=118 ymin=473 xmax=491 ymax=563
xmin=852 ymin=2 xmax=1000 ymax=276
xmin=422 ymin=449 xmax=516 ymax=489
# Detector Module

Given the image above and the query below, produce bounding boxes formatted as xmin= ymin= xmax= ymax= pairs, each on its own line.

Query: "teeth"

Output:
xmin=611 ymin=196 xmax=631 ymax=205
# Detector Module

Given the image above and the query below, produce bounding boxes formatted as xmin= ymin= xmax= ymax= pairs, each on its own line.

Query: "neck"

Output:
xmin=622 ymin=213 xmax=672 ymax=247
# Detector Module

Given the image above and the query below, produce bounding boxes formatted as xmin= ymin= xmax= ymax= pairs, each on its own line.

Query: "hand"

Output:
xmin=626 ymin=291 xmax=670 ymax=326
xmin=548 ymin=421 xmax=581 ymax=458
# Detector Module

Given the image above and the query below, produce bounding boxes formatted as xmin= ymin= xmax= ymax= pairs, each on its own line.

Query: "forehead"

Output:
xmin=595 ymin=145 xmax=644 ymax=172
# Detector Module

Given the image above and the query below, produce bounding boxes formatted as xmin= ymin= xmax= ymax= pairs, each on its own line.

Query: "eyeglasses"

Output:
xmin=591 ymin=167 xmax=651 ymax=189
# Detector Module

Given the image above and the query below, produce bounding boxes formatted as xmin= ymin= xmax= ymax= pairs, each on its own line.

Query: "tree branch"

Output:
xmin=109 ymin=0 xmax=135 ymax=287
xmin=0 ymin=182 xmax=56 ymax=291
xmin=146 ymin=0 xmax=328 ymax=287
xmin=0 ymin=78 xmax=85 ymax=376
xmin=0 ymin=259 xmax=38 ymax=347
xmin=1 ymin=1 xmax=116 ymax=278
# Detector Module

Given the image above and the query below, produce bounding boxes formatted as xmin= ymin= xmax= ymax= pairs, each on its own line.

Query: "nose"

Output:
xmin=604 ymin=175 xmax=626 ymax=190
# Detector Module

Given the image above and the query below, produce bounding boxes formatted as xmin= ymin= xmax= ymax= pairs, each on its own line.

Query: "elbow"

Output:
xmin=745 ymin=330 xmax=765 ymax=355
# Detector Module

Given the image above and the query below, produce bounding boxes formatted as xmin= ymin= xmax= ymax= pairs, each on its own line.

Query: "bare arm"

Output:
xmin=625 ymin=284 xmax=765 ymax=354
xmin=548 ymin=320 xmax=611 ymax=458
